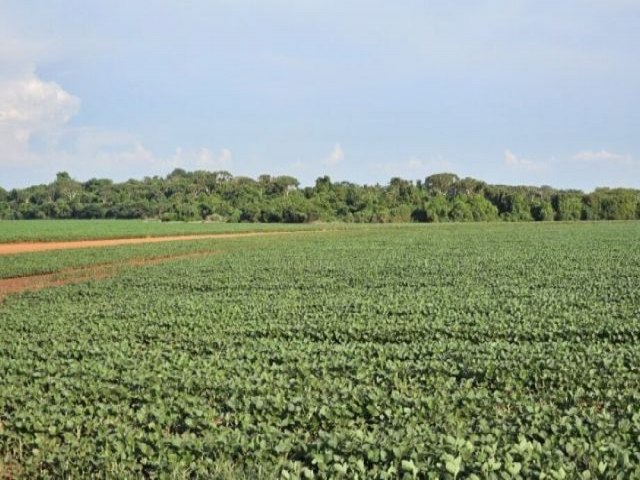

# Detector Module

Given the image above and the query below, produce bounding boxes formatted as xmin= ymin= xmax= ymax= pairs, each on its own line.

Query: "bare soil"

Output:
xmin=0 ymin=251 xmax=214 ymax=301
xmin=0 ymin=230 xmax=304 ymax=256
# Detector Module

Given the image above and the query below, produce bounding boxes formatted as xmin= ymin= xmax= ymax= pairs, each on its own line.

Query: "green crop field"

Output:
xmin=0 ymin=229 xmax=334 ymax=280
xmin=1 ymin=223 xmax=640 ymax=478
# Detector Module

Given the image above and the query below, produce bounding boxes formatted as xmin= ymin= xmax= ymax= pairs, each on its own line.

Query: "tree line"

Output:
xmin=1 ymin=170 xmax=639 ymax=223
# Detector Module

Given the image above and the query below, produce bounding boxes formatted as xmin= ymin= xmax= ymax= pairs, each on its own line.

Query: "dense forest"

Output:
xmin=1 ymin=170 xmax=639 ymax=222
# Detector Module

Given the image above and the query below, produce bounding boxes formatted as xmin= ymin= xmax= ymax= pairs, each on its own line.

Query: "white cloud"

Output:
xmin=163 ymin=147 xmax=233 ymax=172
xmin=323 ymin=143 xmax=344 ymax=166
xmin=504 ymin=149 xmax=547 ymax=173
xmin=373 ymin=155 xmax=455 ymax=179
xmin=76 ymin=145 xmax=234 ymax=180
xmin=0 ymin=69 xmax=232 ymax=186
xmin=0 ymin=23 xmax=232 ymax=186
xmin=0 ymin=73 xmax=80 ymax=166
xmin=0 ymin=21 xmax=55 ymax=83
xmin=94 ymin=142 xmax=156 ymax=170
xmin=0 ymin=76 xmax=79 ymax=127
xmin=573 ymin=149 xmax=634 ymax=165
xmin=196 ymin=147 xmax=233 ymax=170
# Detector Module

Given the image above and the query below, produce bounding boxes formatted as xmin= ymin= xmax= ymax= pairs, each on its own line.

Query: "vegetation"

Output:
xmin=2 ymin=171 xmax=639 ymax=222
xmin=0 ymin=219 xmax=325 ymax=243
xmin=0 ymin=226 xmax=345 ymax=279
xmin=1 ymin=223 xmax=639 ymax=478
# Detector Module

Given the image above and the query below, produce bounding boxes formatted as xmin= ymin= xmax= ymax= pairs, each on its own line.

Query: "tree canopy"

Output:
xmin=2 ymin=171 xmax=639 ymax=223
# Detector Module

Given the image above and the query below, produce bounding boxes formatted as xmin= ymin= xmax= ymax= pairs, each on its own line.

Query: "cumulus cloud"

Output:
xmin=323 ymin=143 xmax=344 ymax=166
xmin=0 ymin=74 xmax=80 ymax=166
xmin=189 ymin=147 xmax=233 ymax=171
xmin=504 ymin=149 xmax=547 ymax=173
xmin=63 ymin=144 xmax=234 ymax=181
xmin=65 ymin=143 xmax=235 ymax=181
xmin=573 ymin=149 xmax=634 ymax=165
xmin=0 ymin=69 xmax=232 ymax=186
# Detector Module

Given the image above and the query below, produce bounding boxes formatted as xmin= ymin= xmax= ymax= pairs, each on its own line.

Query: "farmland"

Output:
xmin=0 ymin=220 xmax=328 ymax=243
xmin=1 ymin=222 xmax=639 ymax=478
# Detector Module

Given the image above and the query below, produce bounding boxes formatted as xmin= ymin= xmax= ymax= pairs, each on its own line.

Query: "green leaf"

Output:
xmin=445 ymin=455 xmax=462 ymax=476
xmin=507 ymin=462 xmax=522 ymax=476
xmin=401 ymin=459 xmax=418 ymax=475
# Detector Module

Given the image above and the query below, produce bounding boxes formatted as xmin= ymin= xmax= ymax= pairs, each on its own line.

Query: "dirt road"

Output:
xmin=0 ymin=251 xmax=215 ymax=300
xmin=0 ymin=230 xmax=308 ymax=256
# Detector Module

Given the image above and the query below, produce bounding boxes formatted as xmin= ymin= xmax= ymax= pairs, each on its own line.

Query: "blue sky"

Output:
xmin=1 ymin=0 xmax=639 ymax=190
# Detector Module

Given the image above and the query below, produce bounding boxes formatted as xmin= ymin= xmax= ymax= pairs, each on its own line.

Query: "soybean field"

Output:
xmin=1 ymin=222 xmax=639 ymax=478
xmin=0 ymin=220 xmax=326 ymax=243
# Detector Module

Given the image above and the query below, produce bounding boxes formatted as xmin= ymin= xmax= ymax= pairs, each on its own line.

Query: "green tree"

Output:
xmin=52 ymin=172 xmax=82 ymax=202
xmin=531 ymin=200 xmax=554 ymax=221
xmin=553 ymin=193 xmax=583 ymax=221
xmin=424 ymin=195 xmax=451 ymax=222
xmin=502 ymin=193 xmax=532 ymax=221
xmin=424 ymin=173 xmax=460 ymax=196
xmin=2 ymin=169 xmax=640 ymax=223
xmin=468 ymin=195 xmax=499 ymax=221
xmin=449 ymin=196 xmax=474 ymax=222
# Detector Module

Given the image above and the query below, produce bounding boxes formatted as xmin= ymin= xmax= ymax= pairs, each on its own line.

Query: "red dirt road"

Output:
xmin=0 ymin=251 xmax=214 ymax=300
xmin=0 ymin=230 xmax=306 ymax=256
xmin=0 ymin=230 xmax=326 ymax=300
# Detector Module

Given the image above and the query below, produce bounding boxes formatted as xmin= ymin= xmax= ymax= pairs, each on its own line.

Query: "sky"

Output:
xmin=1 ymin=0 xmax=639 ymax=191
